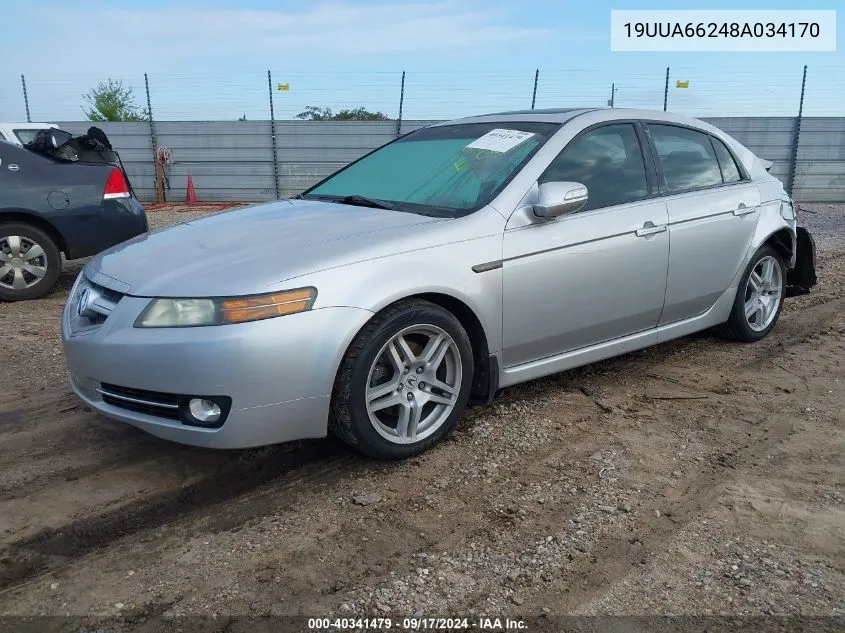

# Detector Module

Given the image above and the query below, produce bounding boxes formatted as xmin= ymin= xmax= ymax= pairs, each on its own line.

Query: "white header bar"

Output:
xmin=611 ymin=10 xmax=836 ymax=52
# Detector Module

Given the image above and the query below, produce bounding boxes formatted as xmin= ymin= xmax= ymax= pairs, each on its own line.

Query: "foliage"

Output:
xmin=82 ymin=79 xmax=148 ymax=122
xmin=295 ymin=106 xmax=389 ymax=121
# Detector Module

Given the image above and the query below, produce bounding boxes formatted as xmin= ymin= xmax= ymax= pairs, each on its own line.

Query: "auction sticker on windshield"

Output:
xmin=466 ymin=129 xmax=535 ymax=153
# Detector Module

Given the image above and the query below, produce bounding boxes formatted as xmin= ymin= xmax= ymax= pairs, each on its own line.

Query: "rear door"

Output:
xmin=644 ymin=123 xmax=760 ymax=325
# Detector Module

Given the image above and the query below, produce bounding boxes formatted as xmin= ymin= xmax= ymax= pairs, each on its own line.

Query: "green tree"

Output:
xmin=295 ymin=106 xmax=389 ymax=121
xmin=82 ymin=79 xmax=148 ymax=122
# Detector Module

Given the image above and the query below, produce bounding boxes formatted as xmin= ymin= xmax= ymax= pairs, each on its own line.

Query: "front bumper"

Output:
xmin=61 ymin=283 xmax=373 ymax=448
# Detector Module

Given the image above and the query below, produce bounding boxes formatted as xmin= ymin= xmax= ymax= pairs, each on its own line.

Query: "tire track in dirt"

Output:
xmin=550 ymin=417 xmax=793 ymax=612
xmin=0 ymin=439 xmax=361 ymax=592
xmin=519 ymin=296 xmax=845 ymax=614
xmin=303 ymin=295 xmax=844 ymax=617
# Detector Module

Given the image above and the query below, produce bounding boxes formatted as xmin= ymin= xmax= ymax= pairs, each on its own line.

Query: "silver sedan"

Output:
xmin=61 ymin=108 xmax=815 ymax=459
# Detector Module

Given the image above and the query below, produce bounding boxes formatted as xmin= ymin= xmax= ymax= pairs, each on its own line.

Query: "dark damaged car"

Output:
xmin=0 ymin=128 xmax=147 ymax=301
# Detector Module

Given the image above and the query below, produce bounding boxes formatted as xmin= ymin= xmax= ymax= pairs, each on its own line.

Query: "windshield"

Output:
xmin=303 ymin=122 xmax=559 ymax=216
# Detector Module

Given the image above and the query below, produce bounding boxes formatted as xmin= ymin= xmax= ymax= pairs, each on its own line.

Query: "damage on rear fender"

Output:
xmin=786 ymin=225 xmax=818 ymax=297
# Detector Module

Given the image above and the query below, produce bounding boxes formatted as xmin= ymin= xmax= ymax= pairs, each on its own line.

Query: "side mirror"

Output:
xmin=533 ymin=181 xmax=588 ymax=219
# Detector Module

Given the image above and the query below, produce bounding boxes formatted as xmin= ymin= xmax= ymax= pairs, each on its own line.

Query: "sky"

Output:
xmin=0 ymin=0 xmax=842 ymax=121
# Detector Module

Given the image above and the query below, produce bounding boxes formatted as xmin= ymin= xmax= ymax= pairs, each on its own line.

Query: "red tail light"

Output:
xmin=103 ymin=167 xmax=130 ymax=200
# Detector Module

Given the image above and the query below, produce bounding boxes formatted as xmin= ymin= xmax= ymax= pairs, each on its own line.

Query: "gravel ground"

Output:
xmin=0 ymin=201 xmax=842 ymax=631
xmin=145 ymin=203 xmax=248 ymax=231
xmin=797 ymin=203 xmax=845 ymax=254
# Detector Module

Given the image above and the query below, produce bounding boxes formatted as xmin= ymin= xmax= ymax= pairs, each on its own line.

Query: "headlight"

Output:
xmin=134 ymin=287 xmax=317 ymax=328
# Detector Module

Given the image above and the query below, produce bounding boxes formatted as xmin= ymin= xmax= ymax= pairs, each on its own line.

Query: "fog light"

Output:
xmin=188 ymin=398 xmax=222 ymax=423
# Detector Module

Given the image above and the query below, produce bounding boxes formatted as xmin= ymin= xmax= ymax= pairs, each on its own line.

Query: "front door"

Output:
xmin=502 ymin=122 xmax=670 ymax=368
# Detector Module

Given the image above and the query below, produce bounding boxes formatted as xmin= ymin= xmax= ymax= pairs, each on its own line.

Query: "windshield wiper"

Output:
xmin=339 ymin=194 xmax=395 ymax=210
xmin=300 ymin=193 xmax=452 ymax=216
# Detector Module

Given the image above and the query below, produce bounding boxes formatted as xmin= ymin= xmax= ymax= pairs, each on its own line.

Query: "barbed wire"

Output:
xmin=1 ymin=65 xmax=842 ymax=122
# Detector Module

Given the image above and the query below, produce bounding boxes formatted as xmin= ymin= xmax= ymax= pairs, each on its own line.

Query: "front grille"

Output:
xmin=68 ymin=274 xmax=125 ymax=333
xmin=98 ymin=285 xmax=125 ymax=303
xmin=98 ymin=383 xmax=182 ymax=421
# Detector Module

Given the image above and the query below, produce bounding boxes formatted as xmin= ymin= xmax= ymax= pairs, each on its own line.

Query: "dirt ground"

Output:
xmin=0 ymin=203 xmax=843 ymax=630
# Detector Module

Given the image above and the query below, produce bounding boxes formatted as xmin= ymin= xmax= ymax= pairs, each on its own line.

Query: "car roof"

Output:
xmin=430 ymin=107 xmax=715 ymax=128
xmin=0 ymin=122 xmax=57 ymax=128
xmin=430 ymin=108 xmax=598 ymax=126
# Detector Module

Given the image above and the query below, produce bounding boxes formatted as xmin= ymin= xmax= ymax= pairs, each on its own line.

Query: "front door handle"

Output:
xmin=733 ymin=203 xmax=756 ymax=216
xmin=636 ymin=222 xmax=667 ymax=237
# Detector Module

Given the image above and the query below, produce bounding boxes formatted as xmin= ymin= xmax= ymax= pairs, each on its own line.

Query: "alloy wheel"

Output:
xmin=365 ymin=324 xmax=463 ymax=445
xmin=743 ymin=255 xmax=783 ymax=332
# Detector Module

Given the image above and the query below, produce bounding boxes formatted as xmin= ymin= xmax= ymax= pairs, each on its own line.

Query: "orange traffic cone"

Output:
xmin=186 ymin=175 xmax=198 ymax=205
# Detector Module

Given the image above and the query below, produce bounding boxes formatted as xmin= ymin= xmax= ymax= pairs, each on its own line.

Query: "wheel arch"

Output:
xmin=730 ymin=207 xmax=796 ymax=290
xmin=763 ymin=227 xmax=795 ymax=268
xmin=334 ymin=291 xmax=497 ymax=406
xmin=0 ymin=210 xmax=68 ymax=256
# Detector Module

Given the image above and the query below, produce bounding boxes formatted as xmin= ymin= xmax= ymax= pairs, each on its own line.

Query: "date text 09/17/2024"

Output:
xmin=307 ymin=617 xmax=528 ymax=630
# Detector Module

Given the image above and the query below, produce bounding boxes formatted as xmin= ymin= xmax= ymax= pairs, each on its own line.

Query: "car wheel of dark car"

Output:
xmin=716 ymin=245 xmax=786 ymax=342
xmin=0 ymin=222 xmax=61 ymax=301
xmin=330 ymin=299 xmax=474 ymax=459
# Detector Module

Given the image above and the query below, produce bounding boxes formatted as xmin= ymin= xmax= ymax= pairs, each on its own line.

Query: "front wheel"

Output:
xmin=330 ymin=299 xmax=474 ymax=460
xmin=716 ymin=245 xmax=786 ymax=342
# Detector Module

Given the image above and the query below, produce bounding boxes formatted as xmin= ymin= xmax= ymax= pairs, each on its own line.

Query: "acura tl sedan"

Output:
xmin=61 ymin=108 xmax=816 ymax=459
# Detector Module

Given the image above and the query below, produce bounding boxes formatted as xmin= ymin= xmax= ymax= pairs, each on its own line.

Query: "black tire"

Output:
xmin=716 ymin=245 xmax=786 ymax=342
xmin=0 ymin=222 xmax=62 ymax=302
xmin=329 ymin=299 xmax=474 ymax=460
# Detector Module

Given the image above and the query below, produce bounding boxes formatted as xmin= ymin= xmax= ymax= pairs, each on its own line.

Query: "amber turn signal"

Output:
xmin=220 ymin=288 xmax=317 ymax=324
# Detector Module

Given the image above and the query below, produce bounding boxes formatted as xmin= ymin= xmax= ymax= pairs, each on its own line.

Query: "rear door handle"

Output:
xmin=733 ymin=203 xmax=756 ymax=216
xmin=636 ymin=222 xmax=667 ymax=237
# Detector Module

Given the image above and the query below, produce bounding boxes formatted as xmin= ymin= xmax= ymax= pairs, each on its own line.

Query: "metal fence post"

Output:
xmin=663 ymin=67 xmax=669 ymax=111
xmin=20 ymin=75 xmax=31 ymax=122
xmin=786 ymin=65 xmax=808 ymax=199
xmin=268 ymin=71 xmax=280 ymax=200
xmin=397 ymin=71 xmax=406 ymax=136
xmin=144 ymin=73 xmax=158 ymax=150
xmin=531 ymin=69 xmax=539 ymax=109
xmin=145 ymin=73 xmax=164 ymax=203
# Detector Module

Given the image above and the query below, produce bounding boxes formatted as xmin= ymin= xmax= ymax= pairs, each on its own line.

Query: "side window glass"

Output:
xmin=649 ymin=124 xmax=723 ymax=193
xmin=14 ymin=130 xmax=39 ymax=145
xmin=711 ymin=136 xmax=742 ymax=183
xmin=539 ymin=123 xmax=648 ymax=211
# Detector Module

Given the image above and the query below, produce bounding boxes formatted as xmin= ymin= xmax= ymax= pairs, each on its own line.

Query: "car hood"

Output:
xmin=86 ymin=200 xmax=448 ymax=297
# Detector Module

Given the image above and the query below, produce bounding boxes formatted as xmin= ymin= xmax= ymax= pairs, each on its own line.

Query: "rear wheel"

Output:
xmin=716 ymin=245 xmax=785 ymax=342
xmin=330 ymin=299 xmax=474 ymax=460
xmin=0 ymin=223 xmax=61 ymax=301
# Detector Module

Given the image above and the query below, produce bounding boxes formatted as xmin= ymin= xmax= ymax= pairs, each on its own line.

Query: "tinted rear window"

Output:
xmin=711 ymin=136 xmax=743 ymax=183
xmin=649 ymin=124 xmax=723 ymax=193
